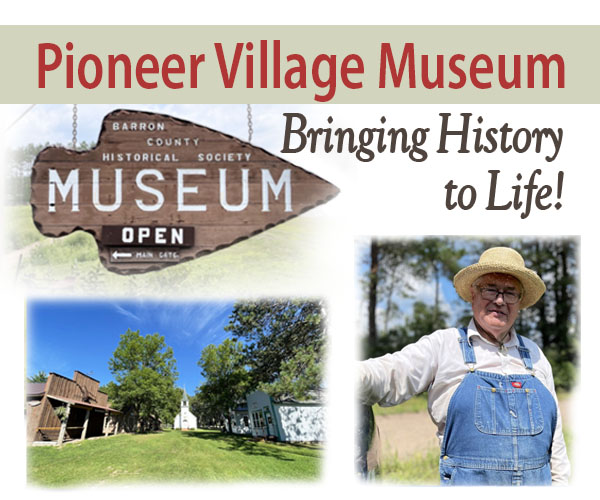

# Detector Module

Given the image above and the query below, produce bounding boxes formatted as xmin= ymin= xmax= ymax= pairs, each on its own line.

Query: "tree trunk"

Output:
xmin=368 ymin=239 xmax=379 ymax=346
xmin=433 ymin=263 xmax=440 ymax=325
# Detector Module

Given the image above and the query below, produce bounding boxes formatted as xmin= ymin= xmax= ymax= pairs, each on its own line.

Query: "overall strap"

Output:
xmin=458 ymin=327 xmax=476 ymax=371
xmin=516 ymin=334 xmax=535 ymax=374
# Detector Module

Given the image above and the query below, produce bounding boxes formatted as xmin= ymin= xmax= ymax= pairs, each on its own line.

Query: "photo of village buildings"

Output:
xmin=26 ymin=299 xmax=325 ymax=485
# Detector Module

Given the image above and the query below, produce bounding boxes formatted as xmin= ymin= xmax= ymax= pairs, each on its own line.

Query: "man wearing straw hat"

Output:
xmin=358 ymin=247 xmax=570 ymax=485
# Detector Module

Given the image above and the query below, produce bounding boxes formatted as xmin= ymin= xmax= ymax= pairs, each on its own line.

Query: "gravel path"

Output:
xmin=375 ymin=412 xmax=438 ymax=461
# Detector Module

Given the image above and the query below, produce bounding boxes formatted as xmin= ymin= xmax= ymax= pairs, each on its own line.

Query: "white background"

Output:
xmin=2 ymin=2 xmax=598 ymax=498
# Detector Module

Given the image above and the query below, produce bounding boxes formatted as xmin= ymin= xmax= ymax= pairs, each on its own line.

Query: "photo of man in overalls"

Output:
xmin=358 ymin=247 xmax=570 ymax=485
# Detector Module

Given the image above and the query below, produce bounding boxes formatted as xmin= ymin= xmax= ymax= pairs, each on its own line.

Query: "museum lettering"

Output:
xmin=47 ymin=167 xmax=293 ymax=213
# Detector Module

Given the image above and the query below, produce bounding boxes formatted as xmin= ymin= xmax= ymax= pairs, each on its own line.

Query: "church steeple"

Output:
xmin=182 ymin=386 xmax=189 ymax=407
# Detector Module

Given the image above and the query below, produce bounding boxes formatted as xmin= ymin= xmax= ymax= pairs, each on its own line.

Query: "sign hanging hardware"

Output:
xmin=30 ymin=109 xmax=339 ymax=274
xmin=247 ymin=104 xmax=253 ymax=143
xmin=72 ymin=104 xmax=78 ymax=150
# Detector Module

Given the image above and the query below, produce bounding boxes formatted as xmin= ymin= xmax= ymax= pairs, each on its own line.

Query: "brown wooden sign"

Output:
xmin=31 ymin=109 xmax=339 ymax=274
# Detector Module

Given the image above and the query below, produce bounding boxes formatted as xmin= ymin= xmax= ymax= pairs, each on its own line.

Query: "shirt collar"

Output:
xmin=467 ymin=318 xmax=518 ymax=347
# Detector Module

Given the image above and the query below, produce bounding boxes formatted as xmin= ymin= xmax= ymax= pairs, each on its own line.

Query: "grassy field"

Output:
xmin=380 ymin=448 xmax=439 ymax=484
xmin=28 ymin=429 xmax=323 ymax=486
xmin=372 ymin=393 xmax=428 ymax=415
xmin=6 ymin=205 xmax=333 ymax=296
xmin=4 ymin=204 xmax=45 ymax=251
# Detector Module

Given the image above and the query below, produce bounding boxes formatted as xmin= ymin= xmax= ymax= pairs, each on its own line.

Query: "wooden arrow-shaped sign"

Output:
xmin=31 ymin=109 xmax=339 ymax=274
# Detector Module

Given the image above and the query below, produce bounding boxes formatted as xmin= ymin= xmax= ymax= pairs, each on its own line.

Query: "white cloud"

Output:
xmin=113 ymin=303 xmax=142 ymax=323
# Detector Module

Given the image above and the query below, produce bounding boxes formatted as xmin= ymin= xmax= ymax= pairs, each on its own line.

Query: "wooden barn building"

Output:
xmin=26 ymin=371 xmax=121 ymax=445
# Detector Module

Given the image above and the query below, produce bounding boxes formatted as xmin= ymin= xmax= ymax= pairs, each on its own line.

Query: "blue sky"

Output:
xmin=27 ymin=299 xmax=235 ymax=392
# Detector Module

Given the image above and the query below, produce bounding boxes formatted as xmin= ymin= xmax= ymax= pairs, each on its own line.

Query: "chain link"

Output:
xmin=72 ymin=104 xmax=78 ymax=149
xmin=247 ymin=104 xmax=253 ymax=143
xmin=70 ymin=105 xmax=250 ymax=147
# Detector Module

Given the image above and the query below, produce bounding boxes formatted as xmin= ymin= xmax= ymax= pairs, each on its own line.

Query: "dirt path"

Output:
xmin=376 ymin=397 xmax=572 ymax=462
xmin=375 ymin=412 xmax=438 ymax=461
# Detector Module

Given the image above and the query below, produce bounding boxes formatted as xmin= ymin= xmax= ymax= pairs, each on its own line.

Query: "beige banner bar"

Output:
xmin=0 ymin=26 xmax=597 ymax=103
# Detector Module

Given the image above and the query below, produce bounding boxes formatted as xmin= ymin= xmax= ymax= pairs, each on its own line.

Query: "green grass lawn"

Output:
xmin=28 ymin=429 xmax=323 ymax=486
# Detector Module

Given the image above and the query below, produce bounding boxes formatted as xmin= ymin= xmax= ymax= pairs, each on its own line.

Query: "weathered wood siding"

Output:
xmin=29 ymin=372 xmax=119 ymax=442
xmin=97 ymin=391 xmax=108 ymax=407
xmin=45 ymin=372 xmax=80 ymax=400
xmin=74 ymin=371 xmax=100 ymax=402
xmin=34 ymin=396 xmax=62 ymax=441
xmin=32 ymin=372 xmax=104 ymax=442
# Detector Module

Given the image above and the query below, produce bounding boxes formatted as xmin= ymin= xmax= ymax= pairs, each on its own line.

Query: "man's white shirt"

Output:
xmin=358 ymin=319 xmax=570 ymax=484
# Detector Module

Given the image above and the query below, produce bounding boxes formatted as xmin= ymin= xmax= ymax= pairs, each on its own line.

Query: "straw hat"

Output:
xmin=453 ymin=247 xmax=546 ymax=309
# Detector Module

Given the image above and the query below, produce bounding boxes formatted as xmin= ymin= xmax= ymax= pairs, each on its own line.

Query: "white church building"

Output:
xmin=173 ymin=388 xmax=197 ymax=430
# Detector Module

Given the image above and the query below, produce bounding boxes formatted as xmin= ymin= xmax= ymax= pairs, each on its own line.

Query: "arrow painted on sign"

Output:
xmin=112 ymin=250 xmax=133 ymax=260
xmin=31 ymin=109 xmax=340 ymax=274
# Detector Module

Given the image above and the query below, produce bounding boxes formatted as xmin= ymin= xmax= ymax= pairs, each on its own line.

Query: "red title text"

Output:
xmin=38 ymin=41 xmax=565 ymax=102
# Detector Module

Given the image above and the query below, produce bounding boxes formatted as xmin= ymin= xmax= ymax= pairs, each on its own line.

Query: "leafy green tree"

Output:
xmin=225 ymin=300 xmax=325 ymax=394
xmin=258 ymin=344 xmax=325 ymax=400
xmin=365 ymin=240 xmax=415 ymax=342
xmin=501 ymin=239 xmax=578 ymax=390
xmin=404 ymin=300 xmax=450 ymax=339
xmin=189 ymin=391 xmax=219 ymax=427
xmin=108 ymin=329 xmax=179 ymax=432
xmin=197 ymin=339 xmax=249 ymax=431
xmin=27 ymin=370 xmax=48 ymax=383
xmin=363 ymin=238 xmax=462 ymax=357
xmin=195 ymin=300 xmax=326 ymax=425
xmin=407 ymin=238 xmax=465 ymax=325
xmin=369 ymin=301 xmax=450 ymax=358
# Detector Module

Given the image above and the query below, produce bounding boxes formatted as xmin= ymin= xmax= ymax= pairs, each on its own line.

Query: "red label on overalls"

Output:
xmin=511 ymin=381 xmax=522 ymax=388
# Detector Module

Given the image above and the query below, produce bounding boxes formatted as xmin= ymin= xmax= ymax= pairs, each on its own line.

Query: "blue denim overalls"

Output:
xmin=439 ymin=328 xmax=557 ymax=486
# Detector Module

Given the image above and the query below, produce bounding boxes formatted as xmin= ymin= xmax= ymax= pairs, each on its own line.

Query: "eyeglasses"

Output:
xmin=476 ymin=286 xmax=521 ymax=305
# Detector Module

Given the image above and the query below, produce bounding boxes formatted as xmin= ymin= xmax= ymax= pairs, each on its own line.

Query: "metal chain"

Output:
xmin=70 ymin=105 xmax=249 ymax=146
xmin=72 ymin=104 xmax=78 ymax=149
xmin=247 ymin=104 xmax=253 ymax=143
